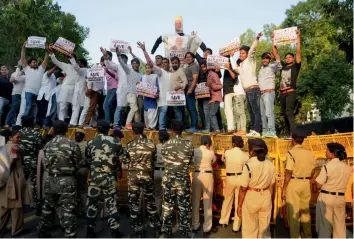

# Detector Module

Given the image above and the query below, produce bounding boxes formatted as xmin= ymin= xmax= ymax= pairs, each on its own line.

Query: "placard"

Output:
xmin=86 ymin=67 xmax=105 ymax=82
xmin=219 ymin=38 xmax=240 ymax=56
xmin=274 ymin=27 xmax=297 ymax=45
xmin=194 ymin=82 xmax=210 ymax=99
xmin=166 ymin=91 xmax=186 ymax=106
xmin=136 ymin=82 xmax=158 ymax=98
xmin=110 ymin=40 xmax=130 ymax=53
xmin=174 ymin=16 xmax=183 ymax=34
xmin=166 ymin=36 xmax=189 ymax=64
xmin=26 ymin=36 xmax=46 ymax=49
xmin=52 ymin=37 xmax=75 ymax=56
xmin=207 ymin=55 xmax=229 ymax=69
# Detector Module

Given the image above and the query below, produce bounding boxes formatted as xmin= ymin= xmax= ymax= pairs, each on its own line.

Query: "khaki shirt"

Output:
xmin=240 ymin=156 xmax=275 ymax=189
xmin=316 ymin=158 xmax=351 ymax=193
xmin=285 ymin=145 xmax=316 ymax=177
xmin=222 ymin=147 xmax=248 ymax=173
xmin=193 ymin=145 xmax=216 ymax=171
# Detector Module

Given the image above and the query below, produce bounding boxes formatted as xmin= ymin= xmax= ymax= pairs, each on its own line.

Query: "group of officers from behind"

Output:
xmin=36 ymin=118 xmax=351 ymax=238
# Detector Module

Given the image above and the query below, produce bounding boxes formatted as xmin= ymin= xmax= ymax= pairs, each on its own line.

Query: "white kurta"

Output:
xmin=116 ymin=64 xmax=128 ymax=107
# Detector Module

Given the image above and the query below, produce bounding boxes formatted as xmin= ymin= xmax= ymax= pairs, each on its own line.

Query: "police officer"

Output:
xmin=154 ymin=129 xmax=169 ymax=219
xmin=219 ymin=135 xmax=248 ymax=232
xmin=192 ymin=135 xmax=216 ymax=235
xmin=282 ymin=130 xmax=316 ymax=238
xmin=315 ymin=143 xmax=351 ymax=238
xmin=19 ymin=116 xmax=42 ymax=213
xmin=37 ymin=120 xmax=82 ymax=238
xmin=237 ymin=139 xmax=275 ymax=238
xmin=161 ymin=120 xmax=194 ymax=237
xmin=123 ymin=122 xmax=160 ymax=238
xmin=85 ymin=120 xmax=123 ymax=238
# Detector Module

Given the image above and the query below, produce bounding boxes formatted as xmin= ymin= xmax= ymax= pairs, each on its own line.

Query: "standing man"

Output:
xmin=282 ymin=130 xmax=316 ymax=238
xmin=37 ymin=120 xmax=82 ymax=238
xmin=170 ymin=57 xmax=187 ymax=122
xmin=123 ymin=122 xmax=160 ymax=237
xmin=85 ymin=120 xmax=122 ymax=238
xmin=161 ymin=120 xmax=194 ymax=237
xmin=0 ymin=65 xmax=13 ymax=125
xmin=273 ymin=30 xmax=301 ymax=134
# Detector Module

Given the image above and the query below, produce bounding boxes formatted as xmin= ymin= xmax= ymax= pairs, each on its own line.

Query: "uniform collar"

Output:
xmin=292 ymin=144 xmax=303 ymax=149
xmin=328 ymin=158 xmax=340 ymax=165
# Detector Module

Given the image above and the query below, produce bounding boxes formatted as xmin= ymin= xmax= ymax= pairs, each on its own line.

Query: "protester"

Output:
xmin=0 ymin=65 xmax=13 ymax=126
xmin=170 ymin=57 xmax=187 ymax=122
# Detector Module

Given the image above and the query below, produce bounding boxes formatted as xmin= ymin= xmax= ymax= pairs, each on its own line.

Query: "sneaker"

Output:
xmin=234 ymin=130 xmax=247 ymax=136
xmin=185 ymin=128 xmax=198 ymax=133
xmin=246 ymin=130 xmax=261 ymax=137
xmin=125 ymin=124 xmax=132 ymax=130
xmin=267 ymin=131 xmax=278 ymax=138
xmin=262 ymin=131 xmax=269 ymax=137
xmin=77 ymin=125 xmax=83 ymax=129
xmin=68 ymin=124 xmax=76 ymax=128
xmin=83 ymin=124 xmax=91 ymax=129
xmin=200 ymin=130 xmax=210 ymax=134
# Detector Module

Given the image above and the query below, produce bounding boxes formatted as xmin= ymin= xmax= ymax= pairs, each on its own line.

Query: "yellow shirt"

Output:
xmin=222 ymin=147 xmax=249 ymax=173
xmin=193 ymin=145 xmax=216 ymax=171
xmin=285 ymin=145 xmax=316 ymax=177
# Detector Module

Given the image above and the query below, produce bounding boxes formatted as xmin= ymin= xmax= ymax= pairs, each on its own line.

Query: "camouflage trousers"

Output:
xmin=37 ymin=176 xmax=77 ymax=237
xmin=86 ymin=172 xmax=120 ymax=230
xmin=127 ymin=172 xmax=160 ymax=233
xmin=162 ymin=175 xmax=191 ymax=235
xmin=23 ymin=156 xmax=38 ymax=207
xmin=75 ymin=168 xmax=89 ymax=216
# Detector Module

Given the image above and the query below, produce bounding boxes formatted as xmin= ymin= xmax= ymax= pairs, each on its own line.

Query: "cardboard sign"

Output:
xmin=207 ymin=55 xmax=229 ymax=69
xmin=195 ymin=82 xmax=210 ymax=99
xmin=274 ymin=27 xmax=298 ymax=45
xmin=110 ymin=40 xmax=130 ymax=53
xmin=166 ymin=35 xmax=189 ymax=64
xmin=136 ymin=82 xmax=158 ymax=98
xmin=219 ymin=38 xmax=240 ymax=56
xmin=26 ymin=36 xmax=46 ymax=49
xmin=166 ymin=91 xmax=186 ymax=106
xmin=52 ymin=37 xmax=75 ymax=56
xmin=174 ymin=16 xmax=183 ymax=34
xmin=87 ymin=67 xmax=105 ymax=82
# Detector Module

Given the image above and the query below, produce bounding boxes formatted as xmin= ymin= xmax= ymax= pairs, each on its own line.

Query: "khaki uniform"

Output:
xmin=240 ymin=156 xmax=275 ymax=238
xmin=285 ymin=145 xmax=316 ymax=238
xmin=192 ymin=145 xmax=216 ymax=232
xmin=219 ymin=147 xmax=248 ymax=231
xmin=315 ymin=158 xmax=351 ymax=238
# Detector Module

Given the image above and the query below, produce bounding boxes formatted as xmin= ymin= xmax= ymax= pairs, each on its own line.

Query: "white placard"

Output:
xmin=26 ymin=36 xmax=46 ymax=49
xmin=87 ymin=67 xmax=105 ymax=82
xmin=219 ymin=38 xmax=240 ymax=56
xmin=207 ymin=55 xmax=229 ymax=69
xmin=166 ymin=91 xmax=186 ymax=106
xmin=110 ymin=40 xmax=130 ymax=53
xmin=194 ymin=82 xmax=210 ymax=99
xmin=53 ymin=37 xmax=75 ymax=56
xmin=136 ymin=82 xmax=158 ymax=98
xmin=274 ymin=27 xmax=298 ymax=45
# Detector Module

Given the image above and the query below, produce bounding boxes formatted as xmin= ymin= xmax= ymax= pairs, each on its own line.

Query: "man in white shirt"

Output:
xmin=20 ymin=41 xmax=49 ymax=119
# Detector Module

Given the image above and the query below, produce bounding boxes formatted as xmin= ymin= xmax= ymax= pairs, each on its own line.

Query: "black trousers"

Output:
xmin=280 ymin=91 xmax=297 ymax=133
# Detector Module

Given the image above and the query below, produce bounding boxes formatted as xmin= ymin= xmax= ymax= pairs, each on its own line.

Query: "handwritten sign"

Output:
xmin=207 ymin=55 xmax=229 ymax=69
xmin=219 ymin=38 xmax=240 ymax=56
xmin=274 ymin=27 xmax=298 ymax=45
xmin=87 ymin=67 xmax=105 ymax=82
xmin=166 ymin=91 xmax=186 ymax=106
xmin=194 ymin=82 xmax=210 ymax=99
xmin=52 ymin=37 xmax=75 ymax=56
xmin=136 ymin=82 xmax=158 ymax=98
xmin=26 ymin=36 xmax=46 ymax=49
xmin=110 ymin=40 xmax=130 ymax=53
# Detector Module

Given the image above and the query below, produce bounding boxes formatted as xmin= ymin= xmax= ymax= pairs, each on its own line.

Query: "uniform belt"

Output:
xmin=320 ymin=190 xmax=345 ymax=196
xmin=49 ymin=172 xmax=74 ymax=177
xmin=280 ymin=88 xmax=295 ymax=95
xmin=226 ymin=173 xmax=242 ymax=176
xmin=154 ymin=167 xmax=164 ymax=171
xmin=291 ymin=176 xmax=310 ymax=180
xmin=245 ymin=85 xmax=260 ymax=93
xmin=261 ymin=89 xmax=275 ymax=95
xmin=194 ymin=170 xmax=212 ymax=173
xmin=247 ymin=187 xmax=269 ymax=192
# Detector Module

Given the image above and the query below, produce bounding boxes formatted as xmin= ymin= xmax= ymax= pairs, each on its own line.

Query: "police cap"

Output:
xmin=158 ymin=129 xmax=169 ymax=142
xmin=132 ymin=122 xmax=144 ymax=134
xmin=53 ymin=120 xmax=68 ymax=134
xmin=248 ymin=138 xmax=268 ymax=151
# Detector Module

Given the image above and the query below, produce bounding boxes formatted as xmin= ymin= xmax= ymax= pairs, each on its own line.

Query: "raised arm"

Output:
xmin=137 ymin=41 xmax=163 ymax=76
xmin=41 ymin=48 xmax=49 ymax=69
xmin=271 ymin=33 xmax=281 ymax=62
xmin=115 ymin=47 xmax=130 ymax=74
xmin=151 ymin=36 xmax=162 ymax=54
xmin=128 ymin=46 xmax=137 ymax=59
xmin=230 ymin=54 xmax=240 ymax=74
xmin=248 ymin=32 xmax=262 ymax=61
xmin=21 ymin=41 xmax=28 ymax=68
xmin=47 ymin=66 xmax=57 ymax=77
xmin=295 ymin=29 xmax=301 ymax=63
xmin=224 ymin=62 xmax=237 ymax=79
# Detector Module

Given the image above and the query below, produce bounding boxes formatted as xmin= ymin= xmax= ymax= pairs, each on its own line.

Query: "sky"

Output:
xmin=57 ymin=0 xmax=301 ymax=64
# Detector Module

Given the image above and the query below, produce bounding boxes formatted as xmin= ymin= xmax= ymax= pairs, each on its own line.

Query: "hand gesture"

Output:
xmin=191 ymin=31 xmax=197 ymax=36
xmin=257 ymin=32 xmax=263 ymax=39
xmin=215 ymin=66 xmax=221 ymax=72
xmin=270 ymin=33 xmax=275 ymax=39
xmin=22 ymin=41 xmax=28 ymax=49
xmin=224 ymin=62 xmax=230 ymax=70
xmin=115 ymin=46 xmax=121 ymax=55
xmin=128 ymin=46 xmax=132 ymax=53
xmin=137 ymin=41 xmax=146 ymax=51
xmin=100 ymin=47 xmax=107 ymax=56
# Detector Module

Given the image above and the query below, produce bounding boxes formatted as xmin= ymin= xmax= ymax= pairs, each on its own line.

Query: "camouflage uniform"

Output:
xmin=19 ymin=127 xmax=42 ymax=207
xmin=161 ymin=135 xmax=193 ymax=236
xmin=123 ymin=134 xmax=160 ymax=234
xmin=75 ymin=140 xmax=89 ymax=216
xmin=85 ymin=133 xmax=123 ymax=231
xmin=37 ymin=135 xmax=82 ymax=237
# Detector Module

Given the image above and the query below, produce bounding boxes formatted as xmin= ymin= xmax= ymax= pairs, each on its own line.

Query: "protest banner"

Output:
xmin=207 ymin=55 xmax=229 ymax=69
xmin=166 ymin=91 xmax=186 ymax=106
xmin=166 ymin=35 xmax=189 ymax=64
xmin=174 ymin=16 xmax=183 ymax=34
xmin=110 ymin=40 xmax=130 ymax=53
xmin=194 ymin=82 xmax=210 ymax=99
xmin=136 ymin=82 xmax=158 ymax=98
xmin=52 ymin=37 xmax=75 ymax=56
xmin=219 ymin=38 xmax=240 ymax=56
xmin=274 ymin=26 xmax=298 ymax=45
xmin=86 ymin=67 xmax=105 ymax=82
xmin=26 ymin=36 xmax=46 ymax=49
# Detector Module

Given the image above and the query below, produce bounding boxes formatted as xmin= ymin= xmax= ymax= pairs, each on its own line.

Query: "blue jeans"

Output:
xmin=185 ymin=92 xmax=198 ymax=129
xmin=205 ymin=102 xmax=220 ymax=131
xmin=246 ymin=88 xmax=261 ymax=132
xmin=158 ymin=106 xmax=168 ymax=130
xmin=43 ymin=94 xmax=57 ymax=128
xmin=103 ymin=88 xmax=117 ymax=123
xmin=5 ymin=94 xmax=21 ymax=126
xmin=24 ymin=92 xmax=38 ymax=116
xmin=173 ymin=106 xmax=183 ymax=122
xmin=113 ymin=106 xmax=124 ymax=128
xmin=260 ymin=91 xmax=275 ymax=133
